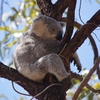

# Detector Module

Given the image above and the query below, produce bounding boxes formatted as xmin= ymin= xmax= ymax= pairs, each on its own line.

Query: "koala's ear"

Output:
xmin=59 ymin=22 xmax=66 ymax=27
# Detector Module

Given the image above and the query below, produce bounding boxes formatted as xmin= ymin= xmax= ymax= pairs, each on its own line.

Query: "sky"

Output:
xmin=0 ymin=0 xmax=100 ymax=100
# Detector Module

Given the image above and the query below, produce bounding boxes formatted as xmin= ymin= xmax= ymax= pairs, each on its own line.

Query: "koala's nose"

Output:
xmin=56 ymin=31 xmax=63 ymax=41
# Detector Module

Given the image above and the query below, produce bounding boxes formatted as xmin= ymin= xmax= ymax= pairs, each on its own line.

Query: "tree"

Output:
xmin=0 ymin=0 xmax=100 ymax=100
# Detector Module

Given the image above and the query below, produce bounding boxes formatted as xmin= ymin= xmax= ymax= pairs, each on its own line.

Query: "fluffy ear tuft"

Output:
xmin=59 ymin=22 xmax=66 ymax=27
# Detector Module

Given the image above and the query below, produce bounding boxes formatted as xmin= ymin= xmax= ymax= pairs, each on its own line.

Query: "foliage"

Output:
xmin=0 ymin=94 xmax=8 ymax=100
xmin=66 ymin=70 xmax=100 ymax=100
xmin=0 ymin=0 xmax=39 ymax=66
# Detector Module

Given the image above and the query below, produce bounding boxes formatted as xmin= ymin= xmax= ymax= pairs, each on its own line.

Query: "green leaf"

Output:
xmin=0 ymin=26 xmax=28 ymax=33
xmin=78 ymin=88 xmax=90 ymax=100
xmin=96 ymin=0 xmax=100 ymax=4
xmin=11 ymin=7 xmax=18 ymax=13
xmin=7 ymin=40 xmax=17 ymax=48
xmin=0 ymin=94 xmax=8 ymax=100
xmin=8 ymin=14 xmax=18 ymax=21
xmin=72 ymin=78 xmax=80 ymax=85
xmin=2 ymin=33 xmax=12 ymax=43
xmin=87 ymin=92 xmax=93 ymax=100
xmin=0 ymin=26 xmax=10 ymax=31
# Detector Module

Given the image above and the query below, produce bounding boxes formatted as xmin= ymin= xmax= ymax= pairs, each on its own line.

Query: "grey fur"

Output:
xmin=13 ymin=15 xmax=81 ymax=83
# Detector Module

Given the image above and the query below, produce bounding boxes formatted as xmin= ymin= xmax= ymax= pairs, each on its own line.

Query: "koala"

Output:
xmin=13 ymin=15 xmax=81 ymax=83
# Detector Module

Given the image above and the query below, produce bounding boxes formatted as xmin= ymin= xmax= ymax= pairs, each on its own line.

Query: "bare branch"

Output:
xmin=71 ymin=72 xmax=100 ymax=93
xmin=54 ymin=0 xmax=69 ymax=15
xmin=36 ymin=0 xmax=69 ymax=20
xmin=0 ymin=62 xmax=70 ymax=100
xmin=60 ymin=10 xmax=100 ymax=64
xmin=61 ymin=0 xmax=76 ymax=49
xmin=0 ymin=0 xmax=4 ymax=26
xmin=36 ymin=0 xmax=53 ymax=16
xmin=52 ymin=0 xmax=69 ymax=19
xmin=88 ymin=35 xmax=100 ymax=79
xmin=0 ymin=62 xmax=43 ymax=98
xmin=62 ymin=16 xmax=100 ymax=79
xmin=72 ymin=57 xmax=100 ymax=100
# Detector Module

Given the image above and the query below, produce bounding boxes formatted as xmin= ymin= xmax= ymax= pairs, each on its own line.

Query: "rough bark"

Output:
xmin=61 ymin=0 xmax=76 ymax=49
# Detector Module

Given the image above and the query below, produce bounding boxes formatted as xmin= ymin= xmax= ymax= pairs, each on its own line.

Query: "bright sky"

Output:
xmin=0 ymin=0 xmax=100 ymax=100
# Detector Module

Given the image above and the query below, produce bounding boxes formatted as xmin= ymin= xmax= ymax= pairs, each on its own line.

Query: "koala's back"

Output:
xmin=13 ymin=33 xmax=60 ymax=68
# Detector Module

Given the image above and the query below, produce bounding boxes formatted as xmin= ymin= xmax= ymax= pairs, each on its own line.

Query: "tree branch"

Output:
xmin=62 ymin=14 xmax=100 ymax=78
xmin=88 ymin=35 xmax=100 ymax=79
xmin=36 ymin=0 xmax=69 ymax=20
xmin=62 ymin=16 xmax=100 ymax=92
xmin=61 ymin=0 xmax=76 ymax=49
xmin=60 ymin=10 xmax=100 ymax=64
xmin=0 ymin=62 xmax=70 ymax=100
xmin=72 ymin=57 xmax=100 ymax=100
xmin=0 ymin=62 xmax=44 ymax=98
xmin=71 ymin=72 xmax=100 ymax=93
xmin=52 ymin=0 xmax=69 ymax=19
xmin=36 ymin=0 xmax=54 ymax=16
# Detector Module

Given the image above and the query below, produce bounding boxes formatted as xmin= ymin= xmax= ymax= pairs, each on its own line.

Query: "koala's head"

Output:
xmin=30 ymin=15 xmax=65 ymax=41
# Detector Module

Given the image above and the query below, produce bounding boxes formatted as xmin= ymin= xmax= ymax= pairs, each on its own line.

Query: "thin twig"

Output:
xmin=0 ymin=0 xmax=4 ymax=26
xmin=93 ymin=32 xmax=100 ymax=42
xmin=79 ymin=0 xmax=84 ymax=24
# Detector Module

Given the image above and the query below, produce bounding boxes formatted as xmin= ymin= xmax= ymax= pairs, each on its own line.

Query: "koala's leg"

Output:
xmin=20 ymin=53 xmax=70 ymax=82
xmin=45 ymin=53 xmax=70 ymax=82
